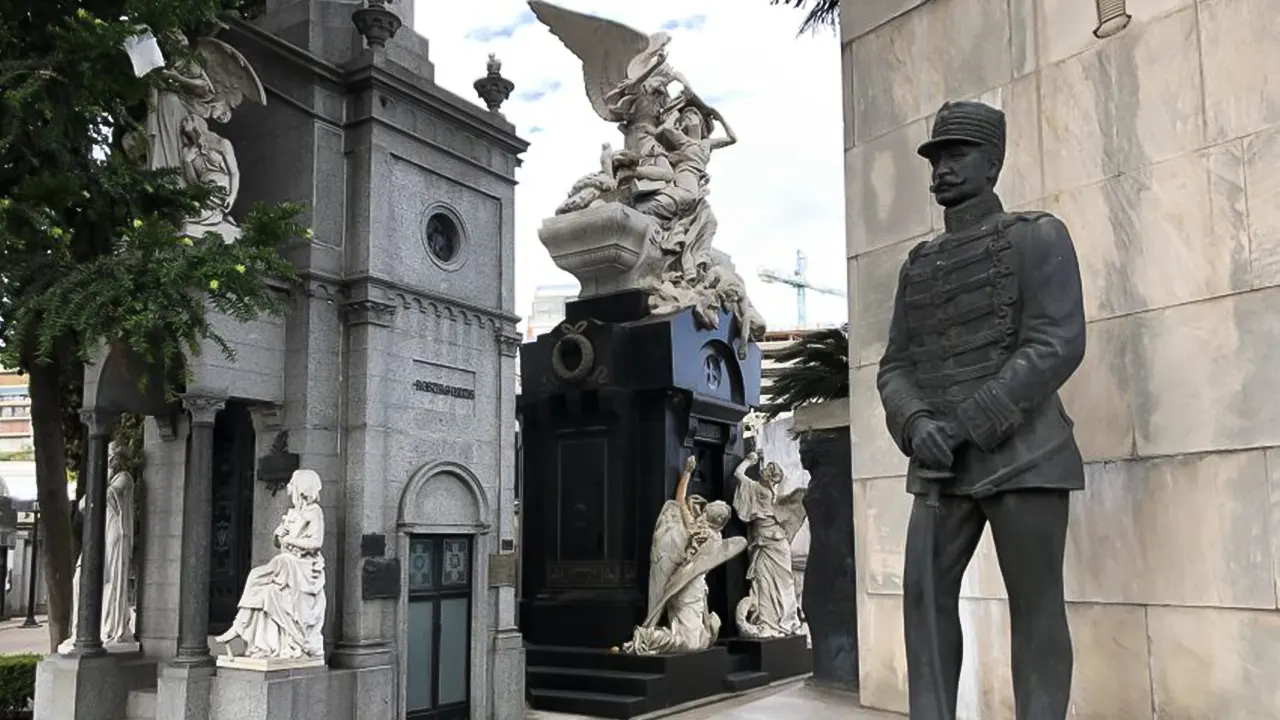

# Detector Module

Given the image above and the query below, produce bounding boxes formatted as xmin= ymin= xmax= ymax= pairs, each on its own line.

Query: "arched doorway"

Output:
xmin=398 ymin=461 xmax=492 ymax=720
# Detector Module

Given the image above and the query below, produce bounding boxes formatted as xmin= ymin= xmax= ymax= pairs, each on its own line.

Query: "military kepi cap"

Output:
xmin=917 ymin=100 xmax=1007 ymax=160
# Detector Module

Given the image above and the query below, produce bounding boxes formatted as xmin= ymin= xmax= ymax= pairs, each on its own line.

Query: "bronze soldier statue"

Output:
xmin=877 ymin=100 xmax=1086 ymax=720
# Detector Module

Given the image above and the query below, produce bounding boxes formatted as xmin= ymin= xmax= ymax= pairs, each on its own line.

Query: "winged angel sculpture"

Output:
xmin=732 ymin=452 xmax=808 ymax=638
xmin=616 ymin=456 xmax=746 ymax=655
xmin=529 ymin=2 xmax=767 ymax=357
xmin=135 ymin=33 xmax=266 ymax=242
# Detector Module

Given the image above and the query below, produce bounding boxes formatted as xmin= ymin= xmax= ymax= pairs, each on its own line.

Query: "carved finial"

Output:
xmin=352 ymin=0 xmax=402 ymax=49
xmin=474 ymin=53 xmax=515 ymax=113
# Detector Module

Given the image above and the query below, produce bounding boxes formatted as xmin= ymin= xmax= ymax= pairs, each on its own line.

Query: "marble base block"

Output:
xmin=216 ymin=655 xmax=326 ymax=671
xmin=34 ymin=654 xmax=131 ymax=720
xmin=209 ymin=662 xmax=331 ymax=720
xmin=536 ymin=203 xmax=657 ymax=297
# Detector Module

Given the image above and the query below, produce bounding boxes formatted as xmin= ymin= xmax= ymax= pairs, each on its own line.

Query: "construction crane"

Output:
xmin=757 ymin=249 xmax=847 ymax=328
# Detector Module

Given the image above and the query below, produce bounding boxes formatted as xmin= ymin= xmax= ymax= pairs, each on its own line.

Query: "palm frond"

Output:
xmin=763 ymin=327 xmax=849 ymax=419
xmin=770 ymin=0 xmax=842 ymax=34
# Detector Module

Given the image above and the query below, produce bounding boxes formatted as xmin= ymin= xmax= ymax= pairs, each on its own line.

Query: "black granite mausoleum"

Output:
xmin=519 ymin=290 xmax=799 ymax=717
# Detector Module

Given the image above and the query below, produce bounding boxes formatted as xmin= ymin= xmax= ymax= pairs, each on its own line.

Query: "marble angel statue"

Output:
xmin=60 ymin=443 xmax=136 ymax=653
xmin=137 ymin=33 xmax=265 ymax=240
xmin=617 ymin=456 xmax=747 ymax=655
xmin=530 ymin=1 xmax=767 ymax=350
xmin=216 ymin=469 xmax=326 ymax=660
xmin=732 ymin=452 xmax=808 ymax=638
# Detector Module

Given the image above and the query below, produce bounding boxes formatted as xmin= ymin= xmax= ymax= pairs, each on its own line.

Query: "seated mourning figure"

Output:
xmin=617 ymin=456 xmax=746 ymax=655
xmin=216 ymin=469 xmax=326 ymax=660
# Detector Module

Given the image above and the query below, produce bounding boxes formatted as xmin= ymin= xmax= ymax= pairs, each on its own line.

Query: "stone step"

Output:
xmin=125 ymin=688 xmax=156 ymax=720
xmin=724 ymin=669 xmax=771 ymax=693
xmin=528 ymin=688 xmax=648 ymax=718
xmin=527 ymin=665 xmax=663 ymax=696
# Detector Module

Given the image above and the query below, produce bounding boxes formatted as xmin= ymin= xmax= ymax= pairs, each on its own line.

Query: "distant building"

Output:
xmin=524 ymin=283 xmax=578 ymax=340
xmin=0 ymin=368 xmax=32 ymax=454
xmin=518 ymin=284 xmax=579 ymax=396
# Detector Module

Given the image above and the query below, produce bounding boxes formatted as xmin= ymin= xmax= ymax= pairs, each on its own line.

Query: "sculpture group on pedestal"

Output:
xmin=216 ymin=469 xmax=326 ymax=662
xmin=617 ymin=457 xmax=746 ymax=655
xmin=59 ymin=443 xmax=135 ymax=653
xmin=129 ymin=32 xmax=266 ymax=242
xmin=732 ymin=452 xmax=807 ymax=639
xmin=617 ymin=451 xmax=812 ymax=655
xmin=529 ymin=1 xmax=766 ymax=357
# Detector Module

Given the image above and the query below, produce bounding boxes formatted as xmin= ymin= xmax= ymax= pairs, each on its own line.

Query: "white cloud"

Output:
xmin=413 ymin=0 xmax=847 ymax=331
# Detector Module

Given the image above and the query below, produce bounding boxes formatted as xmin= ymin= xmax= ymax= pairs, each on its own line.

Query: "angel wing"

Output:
xmin=646 ymin=500 xmax=690 ymax=616
xmin=642 ymin=534 xmax=747 ymax=628
xmin=775 ymin=487 xmax=809 ymax=543
xmin=528 ymin=1 xmax=662 ymax=121
xmin=194 ymin=37 xmax=266 ymax=111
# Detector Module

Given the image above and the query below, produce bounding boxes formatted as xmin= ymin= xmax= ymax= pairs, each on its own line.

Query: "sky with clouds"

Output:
xmin=412 ymin=1 xmax=847 ymax=331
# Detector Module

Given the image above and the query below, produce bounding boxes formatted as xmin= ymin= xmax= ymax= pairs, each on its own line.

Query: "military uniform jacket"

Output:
xmin=877 ymin=202 xmax=1087 ymax=497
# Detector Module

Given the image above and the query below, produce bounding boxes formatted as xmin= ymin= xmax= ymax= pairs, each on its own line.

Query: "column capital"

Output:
xmin=78 ymin=409 xmax=120 ymax=438
xmin=248 ymin=403 xmax=284 ymax=434
xmin=181 ymin=394 xmax=226 ymax=425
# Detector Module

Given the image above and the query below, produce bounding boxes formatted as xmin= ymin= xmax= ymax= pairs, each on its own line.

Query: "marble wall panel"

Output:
xmin=1199 ymin=0 xmax=1280 ymax=143
xmin=1066 ymin=452 xmax=1275 ymax=608
xmin=1059 ymin=316 xmax=1136 ymax=462
xmin=845 ymin=121 xmax=934 ymax=257
xmin=1133 ymin=288 xmax=1280 ymax=455
xmin=851 ymin=236 xmax=919 ymax=368
xmin=1044 ymin=150 xmax=1248 ymax=321
xmin=1040 ymin=8 xmax=1203 ymax=195
xmin=1149 ymin=605 xmax=1280 ymax=719
xmin=1246 ymin=127 xmax=1280 ymax=287
xmin=851 ymin=364 xmax=909 ymax=479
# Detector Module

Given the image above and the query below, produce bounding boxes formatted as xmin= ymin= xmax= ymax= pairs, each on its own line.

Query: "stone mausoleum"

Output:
xmin=36 ymin=2 xmax=527 ymax=719
xmin=842 ymin=0 xmax=1280 ymax=716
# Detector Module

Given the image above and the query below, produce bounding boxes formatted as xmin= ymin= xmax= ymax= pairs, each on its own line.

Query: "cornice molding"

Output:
xmin=297 ymin=271 xmax=520 ymax=335
xmin=224 ymin=20 xmax=528 ymax=159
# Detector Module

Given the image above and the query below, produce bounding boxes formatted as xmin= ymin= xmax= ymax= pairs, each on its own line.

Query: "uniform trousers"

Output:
xmin=903 ymin=488 xmax=1072 ymax=720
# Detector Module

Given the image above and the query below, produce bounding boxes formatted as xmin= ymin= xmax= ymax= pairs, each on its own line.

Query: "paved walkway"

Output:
xmin=531 ymin=681 xmax=905 ymax=719
xmin=0 ymin=614 xmax=51 ymax=655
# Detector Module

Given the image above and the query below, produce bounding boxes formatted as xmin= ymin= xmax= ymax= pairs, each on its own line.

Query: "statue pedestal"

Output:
xmin=34 ymin=654 xmax=132 ymax=720
xmin=722 ymin=635 xmax=812 ymax=688
xmin=526 ymin=645 xmax=729 ymax=718
xmin=536 ymin=203 xmax=657 ymax=297
xmin=208 ymin=661 xmax=329 ymax=720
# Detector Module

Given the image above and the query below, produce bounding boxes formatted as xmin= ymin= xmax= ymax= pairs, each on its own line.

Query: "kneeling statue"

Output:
xmin=217 ymin=469 xmax=326 ymax=660
xmin=617 ymin=456 xmax=746 ymax=655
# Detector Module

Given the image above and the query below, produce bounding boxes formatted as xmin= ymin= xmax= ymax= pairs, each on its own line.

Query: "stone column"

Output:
xmin=69 ymin=409 xmax=119 ymax=657
xmin=172 ymin=394 xmax=224 ymax=666
xmin=330 ymin=296 xmax=396 ymax=670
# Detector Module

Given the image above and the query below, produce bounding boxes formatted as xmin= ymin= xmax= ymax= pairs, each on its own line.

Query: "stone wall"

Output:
xmin=841 ymin=0 xmax=1280 ymax=716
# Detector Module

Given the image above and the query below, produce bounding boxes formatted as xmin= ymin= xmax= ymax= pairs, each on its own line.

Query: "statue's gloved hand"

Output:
xmin=908 ymin=417 xmax=958 ymax=470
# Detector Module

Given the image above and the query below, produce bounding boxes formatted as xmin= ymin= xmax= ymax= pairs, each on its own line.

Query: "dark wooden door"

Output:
xmin=207 ymin=401 xmax=256 ymax=635
xmin=405 ymin=535 xmax=472 ymax=720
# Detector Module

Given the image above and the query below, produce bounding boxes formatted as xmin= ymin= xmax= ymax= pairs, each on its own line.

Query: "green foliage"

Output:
xmin=0 ymin=654 xmax=39 ymax=715
xmin=770 ymin=0 xmax=841 ymax=32
xmin=762 ymin=326 xmax=850 ymax=419
xmin=0 ymin=449 xmax=32 ymax=461
xmin=0 ymin=1 xmax=303 ymax=642
xmin=0 ymin=1 xmax=303 ymax=377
